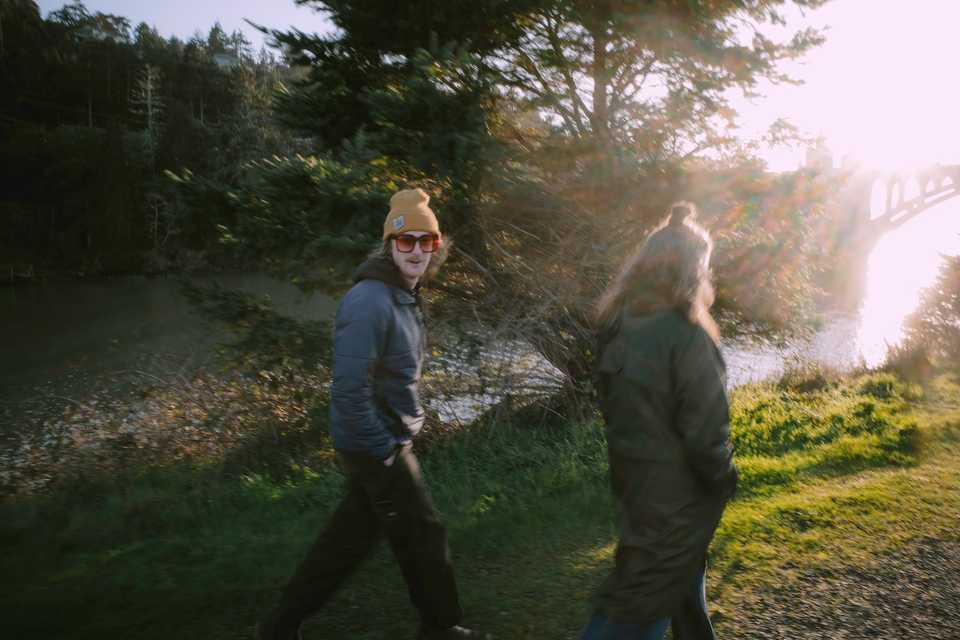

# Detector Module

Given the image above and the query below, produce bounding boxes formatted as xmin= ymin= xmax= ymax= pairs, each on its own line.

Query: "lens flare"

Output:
xmin=856 ymin=200 xmax=960 ymax=365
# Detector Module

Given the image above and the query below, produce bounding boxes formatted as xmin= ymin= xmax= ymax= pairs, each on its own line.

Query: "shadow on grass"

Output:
xmin=0 ymin=419 xmax=615 ymax=640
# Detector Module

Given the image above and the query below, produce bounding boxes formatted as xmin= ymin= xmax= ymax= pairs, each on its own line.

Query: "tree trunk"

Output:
xmin=589 ymin=19 xmax=614 ymax=197
xmin=591 ymin=29 xmax=609 ymax=148
xmin=146 ymin=66 xmax=154 ymax=133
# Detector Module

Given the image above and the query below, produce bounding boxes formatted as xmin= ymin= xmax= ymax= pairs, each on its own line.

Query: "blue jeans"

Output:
xmin=579 ymin=568 xmax=714 ymax=640
xmin=578 ymin=614 xmax=671 ymax=640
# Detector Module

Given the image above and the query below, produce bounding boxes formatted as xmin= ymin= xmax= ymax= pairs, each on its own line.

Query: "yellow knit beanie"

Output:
xmin=382 ymin=188 xmax=441 ymax=240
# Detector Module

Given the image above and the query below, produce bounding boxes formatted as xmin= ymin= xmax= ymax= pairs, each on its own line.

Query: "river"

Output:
xmin=723 ymin=197 xmax=960 ymax=385
xmin=2 ymin=199 xmax=959 ymax=431
xmin=0 ymin=273 xmax=338 ymax=439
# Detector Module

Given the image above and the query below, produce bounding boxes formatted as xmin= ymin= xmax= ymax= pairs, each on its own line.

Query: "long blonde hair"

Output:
xmin=595 ymin=201 xmax=719 ymax=342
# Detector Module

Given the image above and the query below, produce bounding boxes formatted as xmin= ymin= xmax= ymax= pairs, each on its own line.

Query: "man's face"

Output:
xmin=390 ymin=231 xmax=435 ymax=284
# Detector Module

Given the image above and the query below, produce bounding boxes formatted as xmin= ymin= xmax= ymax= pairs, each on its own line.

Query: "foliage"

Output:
xmin=199 ymin=0 xmax=837 ymax=410
xmin=899 ymin=255 xmax=960 ymax=368
xmin=170 ymin=149 xmax=406 ymax=287
xmin=882 ymin=339 xmax=935 ymax=383
xmin=490 ymin=0 xmax=826 ymax=157
xmin=4 ymin=2 xmax=842 ymax=410
xmin=0 ymin=1 xmax=301 ymax=273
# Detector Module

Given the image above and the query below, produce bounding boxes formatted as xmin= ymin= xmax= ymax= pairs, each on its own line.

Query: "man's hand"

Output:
xmin=382 ymin=449 xmax=398 ymax=467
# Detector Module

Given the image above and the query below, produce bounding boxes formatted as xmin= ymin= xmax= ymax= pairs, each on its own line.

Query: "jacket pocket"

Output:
xmin=597 ymin=338 xmax=626 ymax=374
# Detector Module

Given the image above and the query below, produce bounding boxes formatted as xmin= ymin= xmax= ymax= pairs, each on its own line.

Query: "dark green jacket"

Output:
xmin=593 ymin=308 xmax=737 ymax=625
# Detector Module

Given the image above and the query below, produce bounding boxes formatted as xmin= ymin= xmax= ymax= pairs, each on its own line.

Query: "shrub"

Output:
xmin=896 ymin=255 xmax=960 ymax=372
xmin=777 ymin=361 xmax=840 ymax=393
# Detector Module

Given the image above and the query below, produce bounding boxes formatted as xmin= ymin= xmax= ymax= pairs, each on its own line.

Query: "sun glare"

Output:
xmin=857 ymin=199 xmax=960 ymax=366
xmin=743 ymin=0 xmax=960 ymax=173
xmin=814 ymin=0 xmax=960 ymax=173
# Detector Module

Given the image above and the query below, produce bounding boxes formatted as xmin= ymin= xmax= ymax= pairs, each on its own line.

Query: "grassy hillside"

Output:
xmin=1 ymin=371 xmax=958 ymax=639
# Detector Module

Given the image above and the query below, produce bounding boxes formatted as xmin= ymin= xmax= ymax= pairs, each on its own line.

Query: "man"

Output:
xmin=257 ymin=188 xmax=487 ymax=640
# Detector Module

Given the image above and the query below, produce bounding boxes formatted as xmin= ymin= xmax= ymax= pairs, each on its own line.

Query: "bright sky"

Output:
xmin=36 ymin=0 xmax=333 ymax=51
xmin=739 ymin=0 xmax=960 ymax=172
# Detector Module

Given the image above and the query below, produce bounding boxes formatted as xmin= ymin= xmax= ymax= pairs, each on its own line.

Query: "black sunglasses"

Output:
xmin=393 ymin=234 xmax=441 ymax=253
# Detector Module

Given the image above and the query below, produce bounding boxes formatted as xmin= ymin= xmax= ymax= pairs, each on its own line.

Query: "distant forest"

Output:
xmin=0 ymin=0 xmax=303 ymax=274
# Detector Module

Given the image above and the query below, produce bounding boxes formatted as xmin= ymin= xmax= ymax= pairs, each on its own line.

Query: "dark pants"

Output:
xmin=579 ymin=567 xmax=715 ymax=640
xmin=262 ymin=444 xmax=462 ymax=638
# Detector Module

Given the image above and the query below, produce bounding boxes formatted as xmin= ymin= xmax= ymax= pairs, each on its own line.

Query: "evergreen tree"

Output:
xmin=206 ymin=22 xmax=229 ymax=54
xmin=129 ymin=63 xmax=164 ymax=138
xmin=134 ymin=22 xmax=166 ymax=54
xmin=902 ymin=256 xmax=960 ymax=364
xmin=228 ymin=29 xmax=253 ymax=61
xmin=1 ymin=3 xmax=298 ymax=272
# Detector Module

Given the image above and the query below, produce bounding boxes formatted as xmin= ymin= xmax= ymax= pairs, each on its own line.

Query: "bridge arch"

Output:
xmin=866 ymin=164 xmax=960 ymax=232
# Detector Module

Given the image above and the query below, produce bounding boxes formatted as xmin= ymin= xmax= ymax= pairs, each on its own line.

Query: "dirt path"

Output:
xmin=723 ymin=537 xmax=960 ymax=639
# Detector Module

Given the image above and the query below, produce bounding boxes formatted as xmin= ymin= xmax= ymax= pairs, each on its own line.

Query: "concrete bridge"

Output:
xmin=819 ymin=162 xmax=960 ymax=304
xmin=839 ymin=163 xmax=960 ymax=239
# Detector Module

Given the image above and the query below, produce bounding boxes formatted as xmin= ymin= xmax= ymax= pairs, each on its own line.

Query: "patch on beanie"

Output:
xmin=393 ymin=215 xmax=405 ymax=231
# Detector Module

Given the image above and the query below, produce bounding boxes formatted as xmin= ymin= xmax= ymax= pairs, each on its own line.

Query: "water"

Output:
xmin=721 ymin=312 xmax=863 ymax=387
xmin=722 ymin=198 xmax=960 ymax=386
xmin=425 ymin=333 xmax=566 ymax=424
xmin=0 ymin=274 xmax=336 ymax=437
xmin=0 ymin=273 xmax=336 ymax=386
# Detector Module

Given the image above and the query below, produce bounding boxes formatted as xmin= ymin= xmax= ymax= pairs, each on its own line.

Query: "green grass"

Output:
xmin=1 ymin=371 xmax=957 ymax=639
xmin=729 ymin=372 xmax=922 ymax=496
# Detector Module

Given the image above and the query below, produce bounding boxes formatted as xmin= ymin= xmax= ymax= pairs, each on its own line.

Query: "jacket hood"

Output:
xmin=353 ymin=254 xmax=418 ymax=293
xmin=625 ymin=285 xmax=676 ymax=317
xmin=597 ymin=291 xmax=676 ymax=357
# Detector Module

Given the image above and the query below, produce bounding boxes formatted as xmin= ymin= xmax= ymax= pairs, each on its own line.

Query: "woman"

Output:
xmin=581 ymin=202 xmax=738 ymax=640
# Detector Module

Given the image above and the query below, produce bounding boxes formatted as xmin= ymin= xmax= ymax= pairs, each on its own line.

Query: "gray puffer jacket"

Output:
xmin=329 ymin=255 xmax=427 ymax=461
